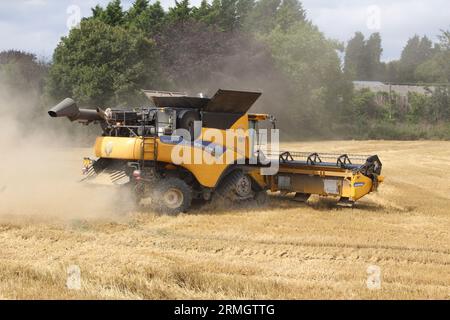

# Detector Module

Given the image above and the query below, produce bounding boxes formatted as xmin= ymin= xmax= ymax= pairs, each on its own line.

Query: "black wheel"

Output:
xmin=293 ymin=192 xmax=311 ymax=202
xmin=153 ymin=178 xmax=192 ymax=215
xmin=216 ymin=170 xmax=254 ymax=202
xmin=133 ymin=181 xmax=153 ymax=208
xmin=255 ymin=190 xmax=269 ymax=206
xmin=178 ymin=110 xmax=200 ymax=141
xmin=338 ymin=197 xmax=355 ymax=208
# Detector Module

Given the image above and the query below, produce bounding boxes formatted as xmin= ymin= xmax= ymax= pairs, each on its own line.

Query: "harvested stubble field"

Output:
xmin=0 ymin=140 xmax=449 ymax=299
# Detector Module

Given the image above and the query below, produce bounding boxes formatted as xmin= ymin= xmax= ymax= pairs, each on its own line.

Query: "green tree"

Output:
xmin=46 ymin=19 xmax=162 ymax=106
xmin=125 ymin=0 xmax=149 ymax=29
xmin=276 ymin=0 xmax=307 ymax=31
xmin=344 ymin=32 xmax=384 ymax=80
xmin=398 ymin=35 xmax=434 ymax=83
xmin=365 ymin=33 xmax=383 ymax=80
xmin=125 ymin=0 xmax=166 ymax=35
xmin=260 ymin=22 xmax=350 ymax=133
xmin=350 ymin=89 xmax=380 ymax=120
xmin=385 ymin=60 xmax=400 ymax=82
xmin=91 ymin=4 xmax=105 ymax=19
xmin=144 ymin=1 xmax=166 ymax=34
xmin=344 ymin=32 xmax=366 ymax=79
xmin=89 ymin=0 xmax=125 ymax=26
xmin=217 ymin=0 xmax=239 ymax=31
xmin=104 ymin=0 xmax=125 ymax=26
xmin=167 ymin=0 xmax=192 ymax=24
xmin=244 ymin=0 xmax=281 ymax=34
xmin=88 ymin=0 xmax=166 ymax=35
xmin=427 ymin=87 xmax=450 ymax=122
xmin=414 ymin=57 xmax=447 ymax=83
xmin=192 ymin=0 xmax=240 ymax=32
xmin=0 ymin=51 xmax=47 ymax=92
xmin=415 ymin=31 xmax=450 ymax=83
xmin=0 ymin=50 xmax=48 ymax=123
xmin=236 ymin=0 xmax=255 ymax=28
xmin=127 ymin=0 xmax=149 ymax=20
xmin=407 ymin=92 xmax=429 ymax=123
xmin=438 ymin=30 xmax=450 ymax=49
xmin=192 ymin=0 xmax=215 ymax=23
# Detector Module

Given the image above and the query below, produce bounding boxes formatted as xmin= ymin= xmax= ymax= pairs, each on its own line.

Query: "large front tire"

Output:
xmin=153 ymin=178 xmax=192 ymax=215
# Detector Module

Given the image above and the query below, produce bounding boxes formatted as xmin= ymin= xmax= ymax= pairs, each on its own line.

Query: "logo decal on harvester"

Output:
xmin=354 ymin=182 xmax=365 ymax=187
xmin=105 ymin=141 xmax=114 ymax=156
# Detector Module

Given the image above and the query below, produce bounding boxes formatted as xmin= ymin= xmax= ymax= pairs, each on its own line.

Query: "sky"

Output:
xmin=0 ymin=0 xmax=449 ymax=61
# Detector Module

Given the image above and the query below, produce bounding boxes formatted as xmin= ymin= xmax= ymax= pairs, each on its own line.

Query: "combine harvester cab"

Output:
xmin=48 ymin=90 xmax=383 ymax=214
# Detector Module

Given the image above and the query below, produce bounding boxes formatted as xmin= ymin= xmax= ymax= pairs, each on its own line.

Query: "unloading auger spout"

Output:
xmin=48 ymin=98 xmax=104 ymax=123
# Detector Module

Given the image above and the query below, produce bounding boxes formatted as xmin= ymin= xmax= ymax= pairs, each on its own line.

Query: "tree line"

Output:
xmin=343 ymin=30 xmax=450 ymax=139
xmin=0 ymin=0 xmax=449 ymax=140
xmin=344 ymin=31 xmax=450 ymax=84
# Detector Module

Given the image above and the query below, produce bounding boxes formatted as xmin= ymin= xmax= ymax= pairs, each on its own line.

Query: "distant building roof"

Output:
xmin=353 ymin=81 xmax=433 ymax=97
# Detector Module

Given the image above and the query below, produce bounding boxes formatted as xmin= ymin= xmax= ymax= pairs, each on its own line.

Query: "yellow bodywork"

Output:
xmin=93 ymin=114 xmax=251 ymax=188
xmin=94 ymin=136 xmax=231 ymax=187
xmin=350 ymin=174 xmax=374 ymax=201
xmin=91 ymin=112 xmax=382 ymax=200
xmin=271 ymin=164 xmax=383 ymax=201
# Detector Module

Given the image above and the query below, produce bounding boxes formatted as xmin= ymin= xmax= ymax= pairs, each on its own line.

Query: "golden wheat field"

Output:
xmin=0 ymin=140 xmax=449 ymax=300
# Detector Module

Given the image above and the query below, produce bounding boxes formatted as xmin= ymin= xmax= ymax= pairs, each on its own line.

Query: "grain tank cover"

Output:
xmin=143 ymin=90 xmax=209 ymax=109
xmin=143 ymin=89 xmax=262 ymax=113
xmin=204 ymin=89 xmax=262 ymax=113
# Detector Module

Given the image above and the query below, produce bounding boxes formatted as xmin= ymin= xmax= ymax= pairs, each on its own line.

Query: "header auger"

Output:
xmin=49 ymin=89 xmax=383 ymax=214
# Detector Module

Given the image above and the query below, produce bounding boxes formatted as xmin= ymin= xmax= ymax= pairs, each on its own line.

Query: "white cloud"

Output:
xmin=0 ymin=0 xmax=448 ymax=61
xmin=302 ymin=0 xmax=450 ymax=61
xmin=24 ymin=0 xmax=48 ymax=6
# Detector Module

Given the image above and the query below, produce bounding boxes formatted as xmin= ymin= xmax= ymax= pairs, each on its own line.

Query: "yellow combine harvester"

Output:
xmin=49 ymin=89 xmax=383 ymax=214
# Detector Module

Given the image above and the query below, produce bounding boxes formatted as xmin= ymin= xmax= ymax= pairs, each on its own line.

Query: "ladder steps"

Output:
xmin=140 ymin=138 xmax=158 ymax=168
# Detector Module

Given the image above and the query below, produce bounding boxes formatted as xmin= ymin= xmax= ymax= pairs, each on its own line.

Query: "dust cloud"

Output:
xmin=0 ymin=79 xmax=135 ymax=221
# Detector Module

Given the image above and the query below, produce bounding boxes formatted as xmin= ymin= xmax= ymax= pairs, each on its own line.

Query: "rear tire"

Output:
xmin=178 ymin=110 xmax=200 ymax=141
xmin=255 ymin=190 xmax=269 ymax=206
xmin=216 ymin=170 xmax=254 ymax=203
xmin=153 ymin=178 xmax=192 ymax=215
